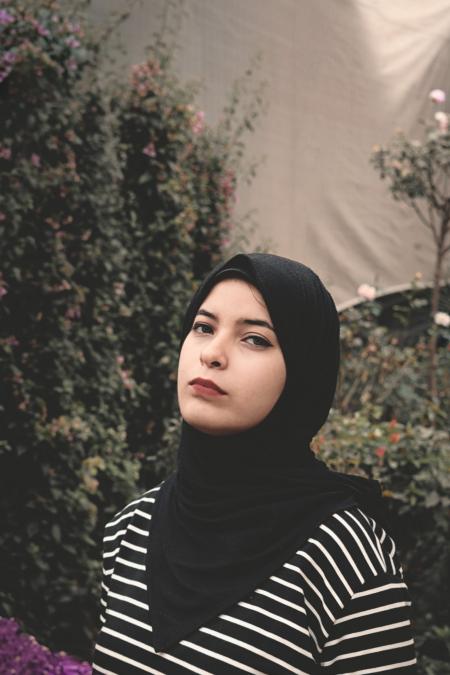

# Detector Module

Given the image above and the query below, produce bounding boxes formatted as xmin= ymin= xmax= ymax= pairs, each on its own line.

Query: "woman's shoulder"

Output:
xmin=297 ymin=508 xmax=416 ymax=669
xmin=295 ymin=505 xmax=404 ymax=595
xmin=102 ymin=481 xmax=163 ymax=541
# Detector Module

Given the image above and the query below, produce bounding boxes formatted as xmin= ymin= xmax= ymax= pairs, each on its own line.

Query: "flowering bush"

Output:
xmin=317 ymin=283 xmax=450 ymax=672
xmin=0 ymin=618 xmax=91 ymax=674
xmin=315 ymin=407 xmax=450 ymax=672
xmin=0 ymin=0 xmax=261 ymax=660
xmin=336 ymin=280 xmax=449 ymax=427
xmin=112 ymin=46 xmax=249 ymax=484
xmin=371 ymin=90 xmax=450 ymax=404
xmin=0 ymin=0 xmax=141 ymax=659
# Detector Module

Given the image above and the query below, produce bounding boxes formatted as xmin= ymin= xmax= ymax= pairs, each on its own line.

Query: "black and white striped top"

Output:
xmin=92 ymin=484 xmax=417 ymax=674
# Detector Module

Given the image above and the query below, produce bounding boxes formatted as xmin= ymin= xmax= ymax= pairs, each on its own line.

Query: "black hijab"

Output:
xmin=148 ymin=252 xmax=383 ymax=652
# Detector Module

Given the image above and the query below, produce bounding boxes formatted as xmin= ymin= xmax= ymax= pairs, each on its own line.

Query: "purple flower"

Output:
xmin=36 ymin=22 xmax=50 ymax=37
xmin=65 ymin=306 xmax=81 ymax=320
xmin=66 ymin=58 xmax=78 ymax=72
xmin=65 ymin=35 xmax=81 ymax=48
xmin=0 ymin=618 xmax=92 ymax=674
xmin=67 ymin=21 xmax=82 ymax=34
xmin=3 ymin=50 xmax=16 ymax=65
xmin=0 ymin=52 xmax=14 ymax=82
xmin=0 ymin=9 xmax=15 ymax=25
xmin=142 ymin=142 xmax=156 ymax=157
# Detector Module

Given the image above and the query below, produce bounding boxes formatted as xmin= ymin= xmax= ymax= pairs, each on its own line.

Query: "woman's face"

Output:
xmin=177 ymin=278 xmax=287 ymax=435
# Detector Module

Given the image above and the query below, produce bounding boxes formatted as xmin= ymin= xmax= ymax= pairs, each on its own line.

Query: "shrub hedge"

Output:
xmin=0 ymin=0 xmax=250 ymax=660
xmin=0 ymin=1 xmax=142 ymax=657
xmin=318 ymin=289 xmax=450 ymax=672
xmin=1 ymin=3 xmax=448 ymax=672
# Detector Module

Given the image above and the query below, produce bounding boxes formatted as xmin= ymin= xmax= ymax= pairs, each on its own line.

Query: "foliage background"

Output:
xmin=0 ymin=0 xmax=262 ymax=660
xmin=316 ymin=288 xmax=450 ymax=674
xmin=0 ymin=1 xmax=448 ymax=673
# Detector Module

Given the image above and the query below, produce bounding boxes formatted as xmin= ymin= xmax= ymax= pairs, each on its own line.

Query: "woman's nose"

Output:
xmin=200 ymin=335 xmax=228 ymax=369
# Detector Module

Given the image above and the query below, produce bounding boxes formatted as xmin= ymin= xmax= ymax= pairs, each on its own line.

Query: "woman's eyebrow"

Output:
xmin=196 ymin=308 xmax=275 ymax=332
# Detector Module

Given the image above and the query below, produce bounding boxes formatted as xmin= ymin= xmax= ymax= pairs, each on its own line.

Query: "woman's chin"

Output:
xmin=183 ymin=410 xmax=239 ymax=436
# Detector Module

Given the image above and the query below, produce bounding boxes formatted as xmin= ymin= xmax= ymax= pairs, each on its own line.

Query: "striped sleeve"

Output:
xmin=97 ymin=494 xmax=146 ymax=626
xmin=313 ymin=509 xmax=417 ymax=673
xmin=93 ymin=499 xmax=418 ymax=674
xmin=320 ymin=575 xmax=416 ymax=673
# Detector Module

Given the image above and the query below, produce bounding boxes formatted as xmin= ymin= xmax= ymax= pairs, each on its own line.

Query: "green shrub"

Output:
xmin=316 ymin=288 xmax=450 ymax=671
xmin=336 ymin=285 xmax=449 ymax=426
xmin=0 ymin=1 xmax=141 ymax=658
xmin=0 ymin=1 xmax=261 ymax=660
xmin=314 ymin=406 xmax=450 ymax=671
xmin=112 ymin=54 xmax=214 ymax=486
xmin=113 ymin=47 xmax=260 ymax=487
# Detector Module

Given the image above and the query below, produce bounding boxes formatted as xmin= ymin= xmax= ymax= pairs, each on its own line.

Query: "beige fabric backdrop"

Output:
xmin=91 ymin=0 xmax=450 ymax=306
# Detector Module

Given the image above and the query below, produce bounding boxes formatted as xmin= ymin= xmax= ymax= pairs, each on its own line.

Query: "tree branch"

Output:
xmin=405 ymin=197 xmax=439 ymax=245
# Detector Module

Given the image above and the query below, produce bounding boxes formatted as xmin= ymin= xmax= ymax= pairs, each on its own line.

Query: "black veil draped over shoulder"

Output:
xmin=148 ymin=253 xmax=384 ymax=652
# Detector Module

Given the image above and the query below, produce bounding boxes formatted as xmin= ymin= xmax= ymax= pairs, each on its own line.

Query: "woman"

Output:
xmin=93 ymin=253 xmax=417 ymax=674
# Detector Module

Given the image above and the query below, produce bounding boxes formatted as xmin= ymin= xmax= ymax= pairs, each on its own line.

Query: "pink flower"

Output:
xmin=429 ymin=89 xmax=446 ymax=104
xmin=0 ymin=9 xmax=15 ymax=25
xmin=0 ymin=212 xmax=5 ymax=222
xmin=221 ymin=171 xmax=235 ymax=198
xmin=36 ymin=22 xmax=50 ymax=37
xmin=31 ymin=153 xmax=41 ymax=167
xmin=191 ymin=110 xmax=205 ymax=135
xmin=65 ymin=306 xmax=81 ymax=319
xmin=0 ymin=286 xmax=7 ymax=298
xmin=67 ymin=22 xmax=82 ymax=34
xmin=66 ymin=58 xmax=78 ymax=72
xmin=357 ymin=283 xmax=376 ymax=301
xmin=116 ymin=355 xmax=125 ymax=365
xmin=3 ymin=51 xmax=16 ymax=65
xmin=131 ymin=61 xmax=160 ymax=83
xmin=375 ymin=446 xmax=386 ymax=459
xmin=65 ymin=36 xmax=80 ymax=48
xmin=434 ymin=111 xmax=448 ymax=132
xmin=142 ymin=142 xmax=156 ymax=157
xmin=0 ymin=147 xmax=11 ymax=160
xmin=434 ymin=311 xmax=450 ymax=327
xmin=120 ymin=368 xmax=134 ymax=390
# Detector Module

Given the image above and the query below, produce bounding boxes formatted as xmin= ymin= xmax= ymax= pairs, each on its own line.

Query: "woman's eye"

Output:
xmin=192 ymin=322 xmax=213 ymax=335
xmin=191 ymin=323 xmax=271 ymax=347
xmin=245 ymin=335 xmax=271 ymax=348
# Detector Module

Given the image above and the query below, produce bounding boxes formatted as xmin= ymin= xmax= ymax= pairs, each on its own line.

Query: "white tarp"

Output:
xmin=91 ymin=0 xmax=450 ymax=306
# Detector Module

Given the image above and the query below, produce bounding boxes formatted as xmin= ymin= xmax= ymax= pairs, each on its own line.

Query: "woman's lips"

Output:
xmin=189 ymin=378 xmax=226 ymax=397
xmin=190 ymin=383 xmax=224 ymax=397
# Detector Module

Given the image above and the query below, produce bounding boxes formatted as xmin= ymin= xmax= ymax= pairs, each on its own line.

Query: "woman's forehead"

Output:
xmin=200 ymin=278 xmax=269 ymax=316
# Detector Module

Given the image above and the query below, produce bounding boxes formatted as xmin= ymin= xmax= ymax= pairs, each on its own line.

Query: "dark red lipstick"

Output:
xmin=189 ymin=378 xmax=226 ymax=396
